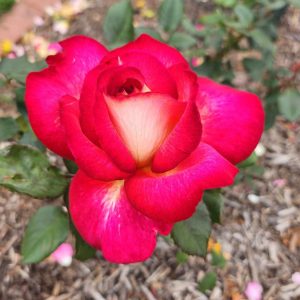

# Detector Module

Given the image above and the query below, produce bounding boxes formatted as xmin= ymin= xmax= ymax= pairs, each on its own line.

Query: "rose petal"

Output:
xmin=100 ymin=51 xmax=178 ymax=98
xmin=125 ymin=143 xmax=238 ymax=223
xmin=25 ymin=35 xmax=107 ymax=158
xmin=69 ymin=171 xmax=172 ymax=263
xmin=196 ymin=77 xmax=264 ymax=164
xmin=152 ymin=66 xmax=201 ymax=172
xmin=105 ymin=93 xmax=185 ymax=167
xmin=93 ymin=92 xmax=137 ymax=173
xmin=105 ymin=34 xmax=188 ymax=69
xmin=60 ymin=95 xmax=129 ymax=180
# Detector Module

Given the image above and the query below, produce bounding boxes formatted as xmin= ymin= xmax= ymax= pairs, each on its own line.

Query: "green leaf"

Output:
xmin=278 ymin=89 xmax=300 ymax=121
xmin=0 ymin=56 xmax=46 ymax=84
xmin=169 ymin=32 xmax=197 ymax=50
xmin=0 ymin=145 xmax=68 ymax=198
xmin=0 ymin=117 xmax=19 ymax=141
xmin=215 ymin=0 xmax=236 ymax=7
xmin=134 ymin=27 xmax=162 ymax=40
xmin=267 ymin=0 xmax=287 ymax=10
xmin=15 ymin=87 xmax=27 ymax=117
xmin=74 ymin=231 xmax=96 ymax=261
xmin=249 ymin=29 xmax=275 ymax=52
xmin=158 ymin=0 xmax=183 ymax=32
xmin=203 ymin=190 xmax=223 ymax=224
xmin=288 ymin=0 xmax=300 ymax=8
xmin=103 ymin=0 xmax=134 ymax=44
xmin=203 ymin=28 xmax=225 ymax=49
xmin=198 ymin=271 xmax=217 ymax=293
xmin=0 ymin=0 xmax=15 ymax=14
xmin=176 ymin=250 xmax=189 ymax=263
xmin=21 ymin=206 xmax=69 ymax=264
xmin=19 ymin=130 xmax=45 ymax=151
xmin=171 ymin=203 xmax=211 ymax=257
xmin=200 ymin=12 xmax=222 ymax=26
xmin=234 ymin=4 xmax=254 ymax=27
xmin=63 ymin=159 xmax=78 ymax=174
xmin=243 ymin=58 xmax=265 ymax=81
xmin=182 ymin=18 xmax=205 ymax=37
xmin=211 ymin=250 xmax=226 ymax=268
xmin=238 ymin=152 xmax=258 ymax=168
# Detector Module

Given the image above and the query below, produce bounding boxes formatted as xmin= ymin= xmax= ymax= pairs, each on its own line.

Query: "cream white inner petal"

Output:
xmin=105 ymin=93 xmax=185 ymax=167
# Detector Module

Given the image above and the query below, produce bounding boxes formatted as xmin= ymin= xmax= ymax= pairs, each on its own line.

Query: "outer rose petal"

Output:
xmin=60 ymin=95 xmax=129 ymax=181
xmin=196 ymin=77 xmax=265 ymax=164
xmin=152 ymin=66 xmax=201 ymax=172
xmin=125 ymin=143 xmax=238 ymax=223
xmin=25 ymin=35 xmax=107 ymax=158
xmin=105 ymin=34 xmax=188 ymax=69
xmin=69 ymin=171 xmax=172 ymax=263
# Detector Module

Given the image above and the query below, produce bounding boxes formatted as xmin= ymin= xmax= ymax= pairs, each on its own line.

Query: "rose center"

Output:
xmin=117 ymin=78 xmax=143 ymax=96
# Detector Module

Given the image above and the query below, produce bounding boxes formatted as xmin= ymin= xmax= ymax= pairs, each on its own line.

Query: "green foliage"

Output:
xmin=63 ymin=159 xmax=78 ymax=174
xmin=103 ymin=0 xmax=134 ymax=45
xmin=238 ymin=152 xmax=258 ymax=169
xmin=289 ymin=0 xmax=300 ymax=8
xmin=171 ymin=203 xmax=211 ymax=257
xmin=0 ymin=145 xmax=68 ymax=198
xmin=0 ymin=117 xmax=19 ymax=141
xmin=21 ymin=206 xmax=69 ymax=263
xmin=135 ymin=27 xmax=162 ymax=40
xmin=176 ymin=250 xmax=189 ymax=263
xmin=211 ymin=250 xmax=227 ymax=268
xmin=158 ymin=0 xmax=183 ymax=32
xmin=234 ymin=4 xmax=254 ymax=28
xmin=278 ymin=89 xmax=300 ymax=121
xmin=74 ymin=231 xmax=96 ymax=261
xmin=198 ymin=271 xmax=217 ymax=293
xmin=169 ymin=32 xmax=197 ymax=50
xmin=0 ymin=56 xmax=46 ymax=84
xmin=203 ymin=190 xmax=223 ymax=224
xmin=0 ymin=0 xmax=15 ymax=14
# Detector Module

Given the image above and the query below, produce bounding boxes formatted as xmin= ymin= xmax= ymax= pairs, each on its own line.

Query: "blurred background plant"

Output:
xmin=0 ymin=0 xmax=15 ymax=15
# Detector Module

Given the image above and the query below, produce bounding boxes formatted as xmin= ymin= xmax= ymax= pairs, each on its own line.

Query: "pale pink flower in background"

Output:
xmin=7 ymin=53 xmax=16 ymax=59
xmin=13 ymin=45 xmax=25 ymax=57
xmin=245 ymin=281 xmax=263 ymax=300
xmin=48 ymin=42 xmax=63 ymax=55
xmin=53 ymin=20 xmax=69 ymax=35
xmin=191 ymin=57 xmax=202 ymax=67
xmin=50 ymin=243 xmax=73 ymax=267
xmin=195 ymin=23 xmax=205 ymax=31
xmin=33 ymin=16 xmax=45 ymax=27
xmin=292 ymin=272 xmax=300 ymax=284
xmin=272 ymin=178 xmax=287 ymax=188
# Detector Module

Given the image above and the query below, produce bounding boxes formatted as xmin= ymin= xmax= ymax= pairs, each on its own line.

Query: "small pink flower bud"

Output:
xmin=292 ymin=272 xmax=300 ymax=285
xmin=50 ymin=243 xmax=73 ymax=267
xmin=245 ymin=281 xmax=263 ymax=300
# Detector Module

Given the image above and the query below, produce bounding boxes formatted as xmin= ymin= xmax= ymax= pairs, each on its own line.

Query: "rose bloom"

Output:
xmin=25 ymin=35 xmax=264 ymax=263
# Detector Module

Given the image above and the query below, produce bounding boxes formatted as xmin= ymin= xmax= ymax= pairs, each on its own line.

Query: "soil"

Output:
xmin=0 ymin=1 xmax=299 ymax=300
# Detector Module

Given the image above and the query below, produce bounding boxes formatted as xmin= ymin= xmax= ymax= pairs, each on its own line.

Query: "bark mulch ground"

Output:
xmin=0 ymin=1 xmax=299 ymax=299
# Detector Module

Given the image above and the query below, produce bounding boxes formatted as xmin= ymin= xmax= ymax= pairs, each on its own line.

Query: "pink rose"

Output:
xmin=25 ymin=35 xmax=264 ymax=263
